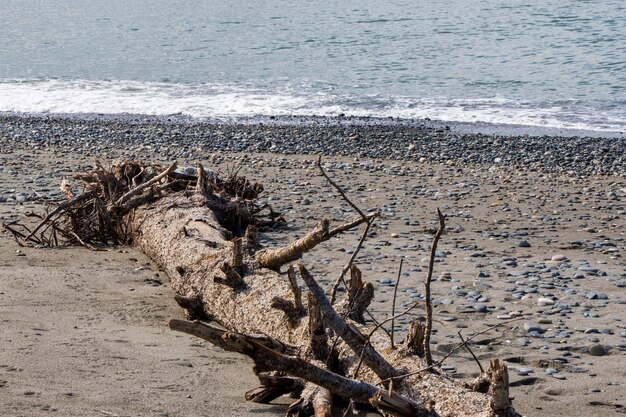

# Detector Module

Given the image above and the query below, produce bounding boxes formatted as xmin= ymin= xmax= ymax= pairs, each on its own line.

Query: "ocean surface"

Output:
xmin=1 ymin=0 xmax=624 ymax=135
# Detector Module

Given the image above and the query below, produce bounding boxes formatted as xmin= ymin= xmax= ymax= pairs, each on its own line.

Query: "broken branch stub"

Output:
xmin=339 ymin=265 xmax=374 ymax=324
xmin=256 ymin=213 xmax=377 ymax=270
xmin=488 ymin=359 xmax=511 ymax=416
xmin=297 ymin=263 xmax=397 ymax=382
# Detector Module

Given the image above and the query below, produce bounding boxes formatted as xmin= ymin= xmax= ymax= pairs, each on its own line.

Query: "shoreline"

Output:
xmin=1 ymin=113 xmax=624 ymax=178
xmin=2 ymin=110 xmax=625 ymax=139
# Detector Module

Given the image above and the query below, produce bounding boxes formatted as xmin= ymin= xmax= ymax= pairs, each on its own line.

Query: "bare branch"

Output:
xmin=68 ymin=230 xmax=107 ymax=252
xmin=330 ymin=217 xmax=374 ymax=304
xmin=316 ymin=155 xmax=366 ymax=219
xmin=256 ymin=213 xmax=376 ymax=270
xmin=287 ymin=265 xmax=303 ymax=311
xmin=316 ymin=155 xmax=377 ymax=305
xmin=169 ymin=319 xmax=429 ymax=417
xmin=390 ymin=258 xmax=404 ymax=349
xmin=297 ymin=263 xmax=397 ymax=381
xmin=423 ymin=208 xmax=446 ymax=366
xmin=256 ymin=220 xmax=329 ymax=269
xmin=459 ymin=330 xmax=484 ymax=374
xmin=245 ymin=374 xmax=304 ymax=404
xmin=353 ymin=302 xmax=419 ymax=381
xmin=24 ymin=191 xmax=95 ymax=241
xmin=114 ymin=162 xmax=176 ymax=206
xmin=386 ymin=317 xmax=523 ymax=384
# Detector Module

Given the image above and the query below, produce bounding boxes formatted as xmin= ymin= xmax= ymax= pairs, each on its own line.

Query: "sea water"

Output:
xmin=0 ymin=0 xmax=624 ymax=134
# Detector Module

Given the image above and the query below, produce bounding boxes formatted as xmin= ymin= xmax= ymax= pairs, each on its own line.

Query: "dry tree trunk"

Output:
xmin=6 ymin=159 xmax=520 ymax=417
xmin=129 ymin=170 xmax=517 ymax=417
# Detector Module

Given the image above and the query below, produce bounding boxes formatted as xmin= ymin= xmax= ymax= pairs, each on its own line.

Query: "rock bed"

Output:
xmin=1 ymin=113 xmax=624 ymax=177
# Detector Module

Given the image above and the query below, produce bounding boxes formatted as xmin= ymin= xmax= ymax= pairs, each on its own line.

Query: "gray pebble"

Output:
xmin=473 ymin=303 xmax=488 ymax=313
xmin=523 ymin=322 xmax=544 ymax=333
xmin=588 ymin=344 xmax=607 ymax=356
xmin=585 ymin=291 xmax=608 ymax=300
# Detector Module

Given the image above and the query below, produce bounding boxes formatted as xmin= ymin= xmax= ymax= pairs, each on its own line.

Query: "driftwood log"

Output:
xmin=4 ymin=159 xmax=520 ymax=417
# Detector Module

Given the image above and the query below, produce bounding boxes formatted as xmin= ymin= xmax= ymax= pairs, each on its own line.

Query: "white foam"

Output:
xmin=1 ymin=79 xmax=624 ymax=133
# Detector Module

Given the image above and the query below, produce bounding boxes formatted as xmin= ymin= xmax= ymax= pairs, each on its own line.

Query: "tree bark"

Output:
xmin=13 ymin=160 xmax=519 ymax=417
xmin=131 ymin=192 xmax=519 ymax=417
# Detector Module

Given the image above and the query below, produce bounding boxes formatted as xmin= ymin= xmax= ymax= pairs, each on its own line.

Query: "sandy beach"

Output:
xmin=1 ymin=114 xmax=624 ymax=416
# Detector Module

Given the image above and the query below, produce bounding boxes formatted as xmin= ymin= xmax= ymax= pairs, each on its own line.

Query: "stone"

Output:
xmin=473 ymin=303 xmax=488 ymax=313
xmin=537 ymin=297 xmax=555 ymax=306
xmin=523 ymin=322 xmax=544 ymax=333
xmin=524 ymin=321 xmax=545 ymax=334
xmin=585 ymin=291 xmax=608 ymax=300
xmin=588 ymin=344 xmax=607 ymax=356
xmin=544 ymin=388 xmax=564 ymax=396
xmin=578 ymin=265 xmax=599 ymax=274
xmin=518 ymin=240 xmax=531 ymax=248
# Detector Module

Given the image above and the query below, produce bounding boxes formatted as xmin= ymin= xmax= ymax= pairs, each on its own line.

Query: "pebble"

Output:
xmin=588 ymin=344 xmax=607 ymax=356
xmin=523 ymin=322 xmax=544 ymax=333
xmin=544 ymin=388 xmax=564 ymax=396
xmin=5 ymin=114 xmax=617 ymax=177
xmin=537 ymin=297 xmax=555 ymax=306
xmin=578 ymin=265 xmax=599 ymax=274
xmin=585 ymin=291 xmax=608 ymax=300
xmin=473 ymin=303 xmax=488 ymax=313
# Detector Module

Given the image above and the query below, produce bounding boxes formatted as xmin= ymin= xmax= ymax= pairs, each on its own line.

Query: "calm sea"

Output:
xmin=1 ymin=0 xmax=624 ymax=134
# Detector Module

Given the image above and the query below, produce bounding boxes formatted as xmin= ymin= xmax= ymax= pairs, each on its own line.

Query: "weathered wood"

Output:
xmin=424 ymin=208 xmax=445 ymax=366
xmin=256 ymin=213 xmax=377 ymax=270
xmin=405 ymin=320 xmax=427 ymax=357
xmin=114 ymin=162 xmax=176 ymax=206
xmin=17 ymin=160 xmax=520 ymax=417
xmin=297 ymin=263 xmax=397 ymax=382
xmin=245 ymin=374 xmax=304 ymax=404
xmin=24 ymin=191 xmax=95 ymax=241
xmin=339 ymin=265 xmax=374 ymax=323
xmin=130 ymin=182 xmax=519 ymax=417
xmin=169 ymin=319 xmax=429 ymax=417
xmin=256 ymin=220 xmax=330 ymax=270
xmin=488 ymin=359 xmax=511 ymax=416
